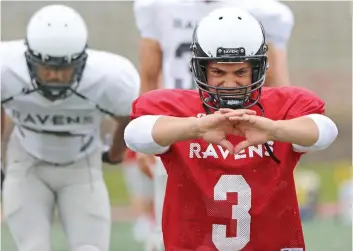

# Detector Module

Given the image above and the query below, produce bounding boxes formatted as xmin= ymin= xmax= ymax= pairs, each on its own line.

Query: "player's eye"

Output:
xmin=235 ymin=69 xmax=248 ymax=77
xmin=211 ymin=69 xmax=223 ymax=76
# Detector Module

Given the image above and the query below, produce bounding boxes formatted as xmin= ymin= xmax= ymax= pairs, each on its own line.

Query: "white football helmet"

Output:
xmin=25 ymin=5 xmax=88 ymax=100
xmin=190 ymin=7 xmax=268 ymax=110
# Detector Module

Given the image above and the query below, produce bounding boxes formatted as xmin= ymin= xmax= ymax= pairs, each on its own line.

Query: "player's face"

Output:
xmin=206 ymin=61 xmax=252 ymax=88
xmin=36 ymin=65 xmax=75 ymax=85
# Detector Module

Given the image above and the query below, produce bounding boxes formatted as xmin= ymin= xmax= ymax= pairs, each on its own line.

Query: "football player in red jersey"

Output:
xmin=124 ymin=7 xmax=338 ymax=251
xmin=132 ymin=1 xmax=294 ymax=249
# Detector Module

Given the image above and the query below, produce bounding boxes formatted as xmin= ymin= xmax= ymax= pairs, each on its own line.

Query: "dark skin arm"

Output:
xmin=107 ymin=116 xmax=131 ymax=163
xmin=1 ymin=107 xmax=5 ymax=136
xmin=135 ymin=37 xmax=163 ymax=177
xmin=1 ymin=107 xmax=5 ymax=189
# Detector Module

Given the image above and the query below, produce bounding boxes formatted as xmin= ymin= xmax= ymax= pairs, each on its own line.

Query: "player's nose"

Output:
xmin=221 ymin=78 xmax=242 ymax=88
xmin=45 ymin=69 xmax=64 ymax=82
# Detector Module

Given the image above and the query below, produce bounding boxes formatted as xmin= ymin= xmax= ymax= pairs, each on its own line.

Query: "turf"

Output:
xmin=1 ymin=218 xmax=351 ymax=251
xmin=104 ymin=161 xmax=352 ymax=206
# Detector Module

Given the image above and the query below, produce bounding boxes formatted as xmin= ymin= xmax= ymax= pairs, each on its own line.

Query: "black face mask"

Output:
xmin=25 ymin=46 xmax=88 ymax=101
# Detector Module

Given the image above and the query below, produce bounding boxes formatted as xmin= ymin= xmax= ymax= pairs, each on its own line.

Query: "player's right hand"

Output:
xmin=137 ymin=152 xmax=156 ymax=179
xmin=197 ymin=109 xmax=256 ymax=154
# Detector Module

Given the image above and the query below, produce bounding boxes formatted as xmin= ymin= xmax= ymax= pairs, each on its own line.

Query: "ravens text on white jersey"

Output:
xmin=1 ymin=40 xmax=140 ymax=164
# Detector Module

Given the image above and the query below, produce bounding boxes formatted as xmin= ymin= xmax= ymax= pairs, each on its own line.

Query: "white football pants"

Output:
xmin=2 ymin=133 xmax=111 ymax=251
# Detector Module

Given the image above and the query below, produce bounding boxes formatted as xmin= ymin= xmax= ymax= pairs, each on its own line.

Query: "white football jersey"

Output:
xmin=1 ymin=40 xmax=140 ymax=164
xmin=134 ymin=0 xmax=294 ymax=90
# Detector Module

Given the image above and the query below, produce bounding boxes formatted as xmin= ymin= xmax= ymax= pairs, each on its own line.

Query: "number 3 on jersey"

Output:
xmin=213 ymin=175 xmax=252 ymax=251
xmin=174 ymin=42 xmax=196 ymax=89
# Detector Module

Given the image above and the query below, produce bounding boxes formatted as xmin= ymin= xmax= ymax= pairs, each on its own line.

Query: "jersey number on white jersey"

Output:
xmin=174 ymin=42 xmax=196 ymax=90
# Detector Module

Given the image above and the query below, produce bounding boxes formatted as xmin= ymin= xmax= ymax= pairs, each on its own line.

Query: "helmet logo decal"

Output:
xmin=216 ymin=47 xmax=246 ymax=57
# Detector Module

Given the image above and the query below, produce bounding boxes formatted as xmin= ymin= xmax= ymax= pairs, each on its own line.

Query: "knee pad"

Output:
xmin=74 ymin=245 xmax=101 ymax=251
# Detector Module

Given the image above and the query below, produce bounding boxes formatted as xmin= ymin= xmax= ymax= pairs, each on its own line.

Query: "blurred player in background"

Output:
xmin=1 ymin=5 xmax=139 ymax=251
xmin=337 ymin=178 xmax=353 ymax=225
xmin=124 ymin=7 xmax=338 ymax=251
xmin=1 ymin=112 xmax=4 ymax=189
xmin=128 ymin=0 xmax=295 ymax=249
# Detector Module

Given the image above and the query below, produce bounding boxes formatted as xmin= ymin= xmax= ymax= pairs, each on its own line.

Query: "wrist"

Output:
xmin=190 ymin=117 xmax=203 ymax=139
xmin=269 ymin=120 xmax=283 ymax=142
xmin=108 ymin=149 xmax=124 ymax=162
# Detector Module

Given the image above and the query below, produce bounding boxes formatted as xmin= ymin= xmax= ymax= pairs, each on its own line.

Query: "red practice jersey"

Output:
xmin=130 ymin=86 xmax=325 ymax=251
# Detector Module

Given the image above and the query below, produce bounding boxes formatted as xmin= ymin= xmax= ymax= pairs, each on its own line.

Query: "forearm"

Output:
xmin=139 ymin=38 xmax=162 ymax=94
xmin=109 ymin=117 xmax=130 ymax=159
xmin=1 ymin=108 xmax=4 ymax=181
xmin=273 ymin=114 xmax=338 ymax=149
xmin=1 ymin=107 xmax=5 ymax=137
xmin=124 ymin=115 xmax=200 ymax=154
xmin=152 ymin=116 xmax=200 ymax=146
xmin=273 ymin=116 xmax=318 ymax=146
xmin=140 ymin=78 xmax=159 ymax=94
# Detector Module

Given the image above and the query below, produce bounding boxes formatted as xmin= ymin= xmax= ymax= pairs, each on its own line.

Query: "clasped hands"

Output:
xmin=196 ymin=108 xmax=278 ymax=155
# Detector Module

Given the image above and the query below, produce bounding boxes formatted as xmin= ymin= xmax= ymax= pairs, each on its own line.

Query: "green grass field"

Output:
xmin=1 ymin=161 xmax=351 ymax=251
xmin=103 ymin=161 xmax=352 ymax=205
xmin=1 ymin=218 xmax=351 ymax=251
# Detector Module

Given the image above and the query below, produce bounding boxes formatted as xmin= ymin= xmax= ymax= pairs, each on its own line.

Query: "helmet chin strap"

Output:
xmin=34 ymin=80 xmax=73 ymax=101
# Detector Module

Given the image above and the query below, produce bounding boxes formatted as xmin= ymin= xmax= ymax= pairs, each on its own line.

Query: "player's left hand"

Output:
xmin=102 ymin=150 xmax=123 ymax=165
xmin=219 ymin=108 xmax=277 ymax=154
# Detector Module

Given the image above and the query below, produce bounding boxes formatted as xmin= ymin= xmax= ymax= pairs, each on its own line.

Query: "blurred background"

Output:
xmin=1 ymin=1 xmax=352 ymax=251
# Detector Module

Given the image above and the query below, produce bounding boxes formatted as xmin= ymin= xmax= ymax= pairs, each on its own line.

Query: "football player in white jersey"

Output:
xmin=1 ymin=5 xmax=139 ymax=251
xmin=130 ymin=0 xmax=295 ymax=250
